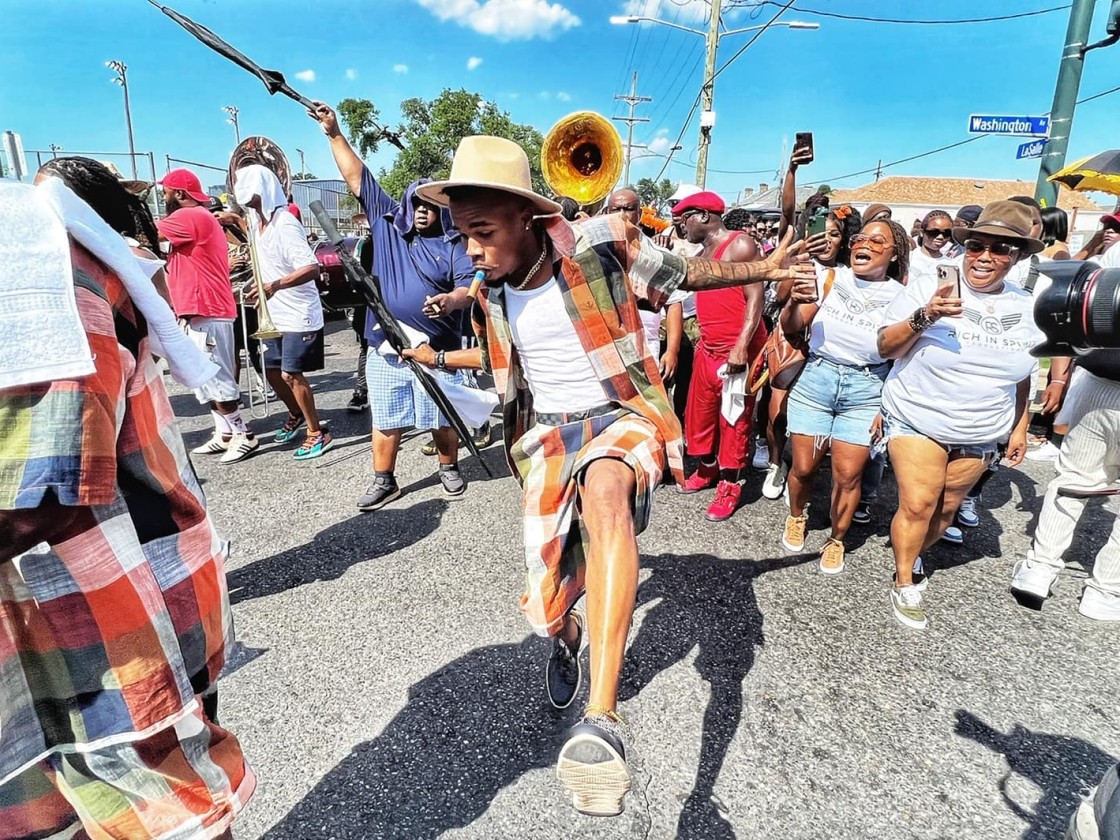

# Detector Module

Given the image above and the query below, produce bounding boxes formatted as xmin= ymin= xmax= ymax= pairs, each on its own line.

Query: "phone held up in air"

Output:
xmin=795 ymin=131 xmax=814 ymax=164
xmin=807 ymin=206 xmax=828 ymax=238
xmin=936 ymin=263 xmax=961 ymax=299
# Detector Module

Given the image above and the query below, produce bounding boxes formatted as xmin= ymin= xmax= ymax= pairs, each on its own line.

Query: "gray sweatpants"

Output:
xmin=1030 ymin=371 xmax=1120 ymax=598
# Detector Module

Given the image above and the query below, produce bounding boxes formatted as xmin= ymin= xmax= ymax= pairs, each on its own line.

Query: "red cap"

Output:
xmin=158 ymin=168 xmax=210 ymax=203
xmin=671 ymin=190 xmax=725 ymax=216
xmin=1100 ymin=212 xmax=1120 ymax=227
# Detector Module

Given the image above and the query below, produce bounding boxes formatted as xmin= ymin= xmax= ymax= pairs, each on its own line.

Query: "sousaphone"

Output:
xmin=541 ymin=111 xmax=624 ymax=211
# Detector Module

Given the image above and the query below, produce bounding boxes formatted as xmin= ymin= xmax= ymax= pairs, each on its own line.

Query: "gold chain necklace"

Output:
xmin=510 ymin=245 xmax=549 ymax=291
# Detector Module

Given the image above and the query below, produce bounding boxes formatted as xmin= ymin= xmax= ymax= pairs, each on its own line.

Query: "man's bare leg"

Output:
xmin=281 ymin=371 xmax=322 ymax=434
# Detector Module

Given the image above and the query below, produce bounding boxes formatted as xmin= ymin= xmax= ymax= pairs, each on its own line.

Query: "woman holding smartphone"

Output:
xmin=779 ymin=218 xmax=909 ymax=573
xmin=877 ymin=201 xmax=1045 ymax=630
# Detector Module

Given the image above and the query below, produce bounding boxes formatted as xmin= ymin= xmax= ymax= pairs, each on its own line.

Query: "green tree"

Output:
xmin=635 ymin=177 xmax=676 ymax=214
xmin=292 ymin=171 xmax=316 ymax=181
xmin=338 ymin=89 xmax=546 ymax=199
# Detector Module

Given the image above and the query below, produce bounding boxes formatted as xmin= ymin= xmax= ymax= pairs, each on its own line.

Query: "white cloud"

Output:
xmin=467 ymin=56 xmax=484 ymax=70
xmin=295 ymin=69 xmax=316 ymax=82
xmin=345 ymin=68 xmax=358 ymax=80
xmin=393 ymin=64 xmax=409 ymax=73
xmin=538 ymin=91 xmax=550 ymax=100
xmin=648 ymin=136 xmax=672 ymax=155
xmin=415 ymin=0 xmax=580 ymax=41
xmin=557 ymin=91 xmax=571 ymax=102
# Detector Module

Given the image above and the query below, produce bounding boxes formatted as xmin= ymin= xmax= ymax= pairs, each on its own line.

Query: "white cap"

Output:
xmin=669 ymin=182 xmax=702 ymax=203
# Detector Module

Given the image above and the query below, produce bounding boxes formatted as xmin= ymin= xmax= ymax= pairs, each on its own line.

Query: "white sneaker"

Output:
xmin=1025 ymin=440 xmax=1061 ymax=462
xmin=940 ymin=526 xmax=964 ymax=545
xmin=219 ymin=433 xmax=260 ymax=464
xmin=762 ymin=463 xmax=786 ymax=500
xmin=1010 ymin=555 xmax=1060 ymax=602
xmin=956 ymin=496 xmax=980 ymax=528
xmin=1079 ymin=586 xmax=1120 ymax=621
xmin=192 ymin=431 xmax=230 ymax=455
xmin=751 ymin=441 xmax=770 ymax=471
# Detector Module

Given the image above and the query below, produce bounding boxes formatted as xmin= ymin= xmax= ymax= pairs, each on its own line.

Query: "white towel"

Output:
xmin=36 ymin=177 xmax=218 ymax=389
xmin=0 ymin=181 xmax=95 ymax=389
xmin=717 ymin=362 xmax=749 ymax=425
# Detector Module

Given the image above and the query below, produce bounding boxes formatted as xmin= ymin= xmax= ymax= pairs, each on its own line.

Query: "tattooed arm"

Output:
xmin=681 ymin=229 xmax=813 ymax=291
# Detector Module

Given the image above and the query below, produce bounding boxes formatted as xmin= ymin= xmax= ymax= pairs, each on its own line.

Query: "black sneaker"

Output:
xmin=852 ymin=500 xmax=872 ymax=525
xmin=357 ymin=477 xmax=401 ymax=511
xmin=472 ymin=422 xmax=493 ymax=449
xmin=546 ymin=612 xmax=583 ymax=709
xmin=438 ymin=464 xmax=466 ymax=496
xmin=347 ymin=391 xmax=369 ymax=413
xmin=556 ymin=709 xmax=631 ymax=817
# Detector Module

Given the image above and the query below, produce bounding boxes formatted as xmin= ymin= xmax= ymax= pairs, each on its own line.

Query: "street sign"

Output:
xmin=1016 ymin=139 xmax=1048 ymax=160
xmin=968 ymin=115 xmax=1050 ymax=137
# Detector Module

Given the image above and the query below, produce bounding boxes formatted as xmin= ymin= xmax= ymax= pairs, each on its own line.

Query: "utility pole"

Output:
xmin=296 ymin=148 xmax=307 ymax=178
xmin=695 ymin=0 xmax=723 ymax=189
xmin=106 ymin=60 xmax=137 ymax=179
xmin=1035 ymin=0 xmax=1119 ymax=206
xmin=613 ymin=72 xmax=652 ymax=187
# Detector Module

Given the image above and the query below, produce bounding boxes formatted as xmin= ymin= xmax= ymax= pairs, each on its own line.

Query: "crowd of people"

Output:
xmin=2 ymin=115 xmax=1118 ymax=835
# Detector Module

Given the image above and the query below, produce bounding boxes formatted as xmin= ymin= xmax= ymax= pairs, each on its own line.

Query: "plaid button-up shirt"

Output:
xmin=473 ymin=214 xmax=689 ymax=485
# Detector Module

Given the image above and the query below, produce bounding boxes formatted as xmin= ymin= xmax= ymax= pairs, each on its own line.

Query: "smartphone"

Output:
xmin=807 ymin=207 xmax=828 ymax=237
xmin=936 ymin=264 xmax=961 ymax=298
xmin=795 ymin=131 xmax=814 ymax=164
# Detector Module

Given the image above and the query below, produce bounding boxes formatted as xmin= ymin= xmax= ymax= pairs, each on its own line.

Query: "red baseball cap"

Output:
xmin=1100 ymin=212 xmax=1120 ymax=228
xmin=158 ymin=168 xmax=210 ymax=203
xmin=671 ymin=190 xmax=726 ymax=216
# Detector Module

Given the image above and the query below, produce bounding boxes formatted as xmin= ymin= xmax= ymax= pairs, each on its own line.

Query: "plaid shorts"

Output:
xmin=365 ymin=347 xmax=474 ymax=431
xmin=511 ymin=409 xmax=665 ymax=636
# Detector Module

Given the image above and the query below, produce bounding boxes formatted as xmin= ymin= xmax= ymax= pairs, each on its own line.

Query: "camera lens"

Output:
xmin=1032 ymin=262 xmax=1120 ymax=356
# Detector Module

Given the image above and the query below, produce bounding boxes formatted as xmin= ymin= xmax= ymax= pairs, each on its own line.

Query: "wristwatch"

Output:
xmin=908 ymin=307 xmax=935 ymax=332
xmin=435 ymin=350 xmax=447 ymax=370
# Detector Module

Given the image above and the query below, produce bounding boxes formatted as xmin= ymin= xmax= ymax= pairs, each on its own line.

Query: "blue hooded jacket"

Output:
xmin=358 ymin=170 xmax=474 ymax=351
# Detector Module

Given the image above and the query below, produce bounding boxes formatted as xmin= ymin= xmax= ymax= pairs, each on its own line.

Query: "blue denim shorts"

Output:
xmin=881 ymin=410 xmax=998 ymax=461
xmin=786 ymin=355 xmax=889 ymax=447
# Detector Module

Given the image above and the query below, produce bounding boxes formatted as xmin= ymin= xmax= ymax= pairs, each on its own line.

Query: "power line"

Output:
xmin=753 ymin=1 xmax=1071 ymax=25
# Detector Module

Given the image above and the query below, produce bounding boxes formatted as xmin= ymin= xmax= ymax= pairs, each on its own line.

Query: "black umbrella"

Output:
xmin=309 ymin=202 xmax=493 ymax=477
xmin=147 ymin=0 xmax=404 ymax=150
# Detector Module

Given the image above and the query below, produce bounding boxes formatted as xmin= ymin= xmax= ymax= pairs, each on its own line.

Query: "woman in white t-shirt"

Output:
xmin=876 ymin=201 xmax=1046 ymax=631
xmin=778 ymin=219 xmax=909 ymax=574
xmin=908 ymin=210 xmax=954 ymax=286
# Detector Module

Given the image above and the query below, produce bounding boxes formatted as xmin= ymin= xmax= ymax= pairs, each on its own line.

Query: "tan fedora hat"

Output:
xmin=415 ymin=135 xmax=562 ymax=217
xmin=952 ymin=199 xmax=1045 ymax=254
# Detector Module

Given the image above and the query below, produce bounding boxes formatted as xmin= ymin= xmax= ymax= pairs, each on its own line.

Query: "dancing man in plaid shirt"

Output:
xmin=404 ymin=136 xmax=812 ymax=817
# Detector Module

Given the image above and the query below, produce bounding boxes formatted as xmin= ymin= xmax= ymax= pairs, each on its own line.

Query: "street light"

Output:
xmin=106 ymin=60 xmax=137 ymax=179
xmin=223 ymin=105 xmax=240 ymax=144
xmin=610 ymin=11 xmax=819 ymax=187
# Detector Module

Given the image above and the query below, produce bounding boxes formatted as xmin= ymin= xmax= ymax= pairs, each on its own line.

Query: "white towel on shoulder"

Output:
xmin=0 ymin=181 xmax=95 ymax=389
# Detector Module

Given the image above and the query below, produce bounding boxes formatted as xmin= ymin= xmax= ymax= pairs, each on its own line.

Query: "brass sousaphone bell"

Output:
xmin=541 ymin=111 xmax=624 ymax=210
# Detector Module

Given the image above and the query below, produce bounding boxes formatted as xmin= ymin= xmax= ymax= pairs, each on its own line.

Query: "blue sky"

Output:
xmin=3 ymin=0 xmax=1119 ymax=204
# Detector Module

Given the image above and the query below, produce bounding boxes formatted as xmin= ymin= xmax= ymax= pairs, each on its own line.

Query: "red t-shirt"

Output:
xmin=156 ymin=206 xmax=237 ymax=320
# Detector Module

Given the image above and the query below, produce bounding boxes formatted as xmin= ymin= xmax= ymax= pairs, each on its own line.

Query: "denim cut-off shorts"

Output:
xmin=881 ymin=410 xmax=999 ymax=461
xmin=786 ymin=355 xmax=889 ymax=448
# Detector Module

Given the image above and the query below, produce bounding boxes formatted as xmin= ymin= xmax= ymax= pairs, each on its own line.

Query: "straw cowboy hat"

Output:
xmin=415 ymin=136 xmax=562 ymax=217
xmin=952 ymin=200 xmax=1045 ymax=254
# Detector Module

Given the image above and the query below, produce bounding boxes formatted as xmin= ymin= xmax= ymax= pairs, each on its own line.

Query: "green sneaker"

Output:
xmin=891 ymin=585 xmax=927 ymax=630
xmin=274 ymin=413 xmax=305 ymax=444
xmin=294 ymin=430 xmax=334 ymax=460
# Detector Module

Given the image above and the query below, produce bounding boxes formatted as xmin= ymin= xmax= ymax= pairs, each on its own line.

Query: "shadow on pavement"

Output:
xmin=620 ymin=551 xmax=811 ymax=839
xmin=259 ymin=551 xmax=807 ymax=839
xmin=226 ymin=499 xmax=449 ymax=605
xmin=954 ymin=709 xmax=1118 ymax=840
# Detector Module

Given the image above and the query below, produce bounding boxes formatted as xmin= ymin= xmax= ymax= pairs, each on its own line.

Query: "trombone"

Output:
xmin=236 ymin=218 xmax=281 ymax=419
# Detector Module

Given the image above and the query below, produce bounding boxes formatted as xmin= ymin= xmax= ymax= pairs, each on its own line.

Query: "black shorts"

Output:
xmin=263 ymin=329 xmax=325 ymax=373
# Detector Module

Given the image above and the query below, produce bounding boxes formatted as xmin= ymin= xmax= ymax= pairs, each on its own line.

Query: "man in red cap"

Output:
xmin=157 ymin=168 xmax=258 ymax=463
xmin=1097 ymin=212 xmax=1120 ymax=267
xmin=673 ymin=191 xmax=766 ymax=521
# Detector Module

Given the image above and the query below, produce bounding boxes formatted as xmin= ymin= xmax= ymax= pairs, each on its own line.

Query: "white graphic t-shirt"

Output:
xmin=808 ymin=265 xmax=904 ymax=367
xmin=881 ymin=272 xmax=1045 ymax=445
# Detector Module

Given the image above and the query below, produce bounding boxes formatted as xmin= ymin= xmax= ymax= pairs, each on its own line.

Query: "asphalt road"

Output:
xmin=173 ymin=320 xmax=1118 ymax=840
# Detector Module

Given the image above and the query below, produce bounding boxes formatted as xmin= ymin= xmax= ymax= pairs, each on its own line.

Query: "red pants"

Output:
xmin=685 ymin=334 xmax=765 ymax=470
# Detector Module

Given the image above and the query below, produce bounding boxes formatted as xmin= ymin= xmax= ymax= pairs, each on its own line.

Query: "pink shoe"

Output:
xmin=706 ymin=480 xmax=742 ymax=521
xmin=679 ymin=461 xmax=719 ymax=494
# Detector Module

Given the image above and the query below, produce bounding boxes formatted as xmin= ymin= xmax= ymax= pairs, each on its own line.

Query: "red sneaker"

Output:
xmin=679 ymin=461 xmax=719 ymax=494
xmin=706 ymin=480 xmax=742 ymax=521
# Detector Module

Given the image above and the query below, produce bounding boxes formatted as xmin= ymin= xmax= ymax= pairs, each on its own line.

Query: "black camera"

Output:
xmin=1032 ymin=260 xmax=1120 ymax=357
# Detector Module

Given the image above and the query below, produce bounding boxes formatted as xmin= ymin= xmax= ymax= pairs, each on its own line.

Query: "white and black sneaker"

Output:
xmin=546 ymin=612 xmax=583 ymax=709
xmin=557 ymin=709 xmax=631 ymax=817
xmin=192 ymin=432 xmax=230 ymax=455
xmin=219 ymin=433 xmax=259 ymax=464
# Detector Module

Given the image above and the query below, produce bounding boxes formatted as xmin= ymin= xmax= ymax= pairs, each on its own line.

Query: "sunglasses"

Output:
xmin=850 ymin=233 xmax=895 ymax=253
xmin=923 ymin=228 xmax=952 ymax=238
xmin=963 ymin=238 xmax=1020 ymax=258
xmin=679 ymin=209 xmax=706 ymax=221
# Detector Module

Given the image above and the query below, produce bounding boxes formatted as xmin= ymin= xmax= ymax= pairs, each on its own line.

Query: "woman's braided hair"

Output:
xmin=40 ymin=156 xmax=161 ymax=251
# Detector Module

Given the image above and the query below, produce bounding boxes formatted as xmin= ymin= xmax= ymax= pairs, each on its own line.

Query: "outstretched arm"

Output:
xmin=308 ymin=101 xmax=366 ymax=198
xmin=681 ymin=229 xmax=813 ymax=291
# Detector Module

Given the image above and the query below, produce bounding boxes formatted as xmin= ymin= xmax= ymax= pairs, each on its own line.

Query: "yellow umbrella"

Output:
xmin=1048 ymin=150 xmax=1120 ymax=196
